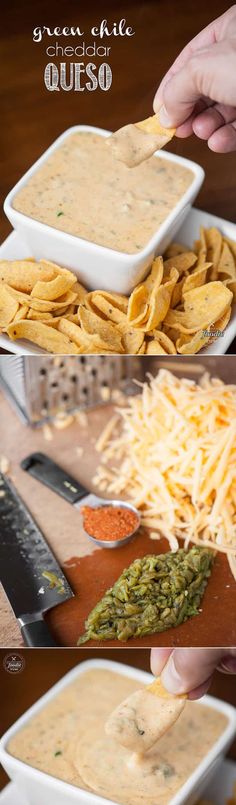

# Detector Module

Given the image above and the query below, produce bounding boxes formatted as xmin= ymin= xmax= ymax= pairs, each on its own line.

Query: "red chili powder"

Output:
xmin=81 ymin=505 xmax=139 ymax=541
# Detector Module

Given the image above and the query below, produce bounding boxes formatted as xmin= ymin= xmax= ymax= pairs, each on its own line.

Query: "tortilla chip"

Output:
xmin=166 ymin=282 xmax=232 ymax=333
xmin=171 ymin=276 xmax=186 ymax=308
xmin=224 ymin=236 xmax=236 ymax=260
xmin=136 ymin=113 xmax=176 ymax=143
xmin=145 ymin=257 xmax=164 ymax=293
xmin=176 ymin=330 xmax=210 ymax=354
xmin=164 ymin=242 xmax=189 ymax=259
xmin=143 ymin=285 xmax=172 ymax=331
xmin=213 ymin=305 xmax=232 ymax=333
xmin=0 ymin=286 xmax=19 ymax=328
xmin=145 ymin=339 xmax=168 ymax=354
xmin=90 ymin=293 xmax=126 ymax=326
xmin=27 ymin=309 xmax=52 ymax=320
xmin=13 ymin=305 xmax=29 ymax=322
xmin=176 ymin=305 xmax=231 ymax=354
xmin=142 ymin=268 xmax=178 ymax=331
xmin=95 ymin=291 xmax=128 ymax=313
xmin=0 ymin=260 xmax=56 ymax=292
xmin=122 ymin=329 xmax=144 ymax=354
xmin=217 ymin=242 xmax=236 ymax=280
xmin=31 ymin=273 xmax=76 ymax=300
xmin=127 ymin=284 xmax=149 ymax=325
xmin=71 ymin=282 xmax=87 ymax=304
xmin=58 ymin=318 xmax=94 ymax=349
xmin=137 ymin=341 xmax=146 ymax=354
xmin=128 ymin=258 xmax=164 ymax=327
xmin=6 ymin=286 xmax=77 ymax=312
xmin=205 ymin=227 xmax=222 ymax=280
xmin=149 ymin=677 xmax=186 ymax=700
xmin=163 ymin=252 xmax=197 ymax=277
xmin=223 ymin=279 xmax=236 ymax=300
xmin=7 ymin=320 xmax=81 ymax=354
xmin=150 ymin=329 xmax=176 ymax=354
xmin=182 ymin=264 xmax=211 ymax=293
xmin=79 ymin=307 xmax=124 ymax=353
xmin=195 ymin=227 xmax=207 ymax=267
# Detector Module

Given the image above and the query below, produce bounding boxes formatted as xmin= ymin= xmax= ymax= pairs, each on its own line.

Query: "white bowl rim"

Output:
xmin=0 ymin=657 xmax=235 ymax=805
xmin=4 ymin=124 xmax=205 ymax=261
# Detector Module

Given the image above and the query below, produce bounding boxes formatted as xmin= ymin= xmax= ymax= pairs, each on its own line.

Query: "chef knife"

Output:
xmin=0 ymin=473 xmax=74 ymax=647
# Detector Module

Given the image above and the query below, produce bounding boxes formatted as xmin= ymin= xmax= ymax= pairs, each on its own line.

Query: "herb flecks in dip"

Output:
xmin=7 ymin=668 xmax=228 ymax=805
xmin=13 ymin=132 xmax=194 ymax=254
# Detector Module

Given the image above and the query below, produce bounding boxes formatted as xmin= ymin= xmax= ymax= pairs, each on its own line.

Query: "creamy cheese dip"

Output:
xmin=7 ymin=668 xmax=228 ymax=805
xmin=13 ymin=132 xmax=194 ymax=254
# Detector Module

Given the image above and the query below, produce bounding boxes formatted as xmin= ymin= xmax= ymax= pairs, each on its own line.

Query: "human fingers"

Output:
xmin=150 ymin=648 xmax=173 ymax=676
xmin=154 ymin=5 xmax=236 ymax=111
xmin=217 ymin=651 xmax=236 ymax=673
xmin=175 ymin=98 xmax=212 ymax=137
xmin=156 ymin=40 xmax=236 ymax=129
xmin=208 ymin=120 xmax=236 ymax=152
xmin=160 ymin=649 xmax=224 ymax=695
xmin=192 ymin=102 xmax=236 ymax=139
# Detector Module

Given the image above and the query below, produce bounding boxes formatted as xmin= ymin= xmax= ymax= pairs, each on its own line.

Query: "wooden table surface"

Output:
xmin=1 ymin=0 xmax=236 ymax=352
xmin=0 ymin=647 xmax=235 ymax=793
xmin=0 ymin=389 xmax=236 ymax=649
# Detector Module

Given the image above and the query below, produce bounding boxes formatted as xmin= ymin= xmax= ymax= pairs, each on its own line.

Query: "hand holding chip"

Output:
xmin=154 ymin=5 xmax=236 ymax=152
xmin=151 ymin=648 xmax=236 ymax=699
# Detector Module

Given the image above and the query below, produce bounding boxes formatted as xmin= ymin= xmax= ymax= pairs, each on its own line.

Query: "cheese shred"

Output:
xmin=93 ymin=370 xmax=236 ymax=579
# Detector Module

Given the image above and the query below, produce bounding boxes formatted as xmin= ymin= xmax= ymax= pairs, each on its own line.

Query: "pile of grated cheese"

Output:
xmin=93 ymin=369 xmax=236 ymax=578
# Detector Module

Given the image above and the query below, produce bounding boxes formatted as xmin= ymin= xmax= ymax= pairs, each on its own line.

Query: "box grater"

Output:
xmin=0 ymin=355 xmax=233 ymax=426
xmin=0 ymin=356 xmax=142 ymax=426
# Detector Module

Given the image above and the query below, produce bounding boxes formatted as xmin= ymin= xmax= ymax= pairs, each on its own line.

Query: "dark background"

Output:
xmin=0 ymin=647 xmax=236 ymax=791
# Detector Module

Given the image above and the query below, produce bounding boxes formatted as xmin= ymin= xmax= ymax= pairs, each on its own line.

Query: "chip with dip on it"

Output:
xmin=105 ymin=677 xmax=186 ymax=754
xmin=107 ymin=112 xmax=176 ymax=167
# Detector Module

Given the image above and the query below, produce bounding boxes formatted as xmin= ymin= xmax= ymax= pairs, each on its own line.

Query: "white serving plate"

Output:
xmin=0 ymin=207 xmax=235 ymax=355
xmin=0 ymin=659 xmax=235 ymax=805
xmin=4 ymin=125 xmax=204 ymax=295
xmin=1 ymin=759 xmax=235 ymax=804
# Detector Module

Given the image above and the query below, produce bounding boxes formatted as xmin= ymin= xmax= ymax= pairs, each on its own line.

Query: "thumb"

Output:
xmin=155 ymin=41 xmax=236 ymax=128
xmin=159 ymin=649 xmax=225 ymax=696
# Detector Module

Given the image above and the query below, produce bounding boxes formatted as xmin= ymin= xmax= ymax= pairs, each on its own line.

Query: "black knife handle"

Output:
xmin=21 ymin=619 xmax=58 ymax=647
xmin=21 ymin=452 xmax=88 ymax=504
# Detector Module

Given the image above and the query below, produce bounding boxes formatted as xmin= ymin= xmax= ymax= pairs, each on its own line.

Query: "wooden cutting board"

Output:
xmin=0 ymin=391 xmax=235 ymax=648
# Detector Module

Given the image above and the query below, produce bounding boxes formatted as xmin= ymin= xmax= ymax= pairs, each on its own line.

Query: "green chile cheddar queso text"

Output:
xmin=7 ymin=668 xmax=228 ymax=805
xmin=13 ymin=132 xmax=194 ymax=254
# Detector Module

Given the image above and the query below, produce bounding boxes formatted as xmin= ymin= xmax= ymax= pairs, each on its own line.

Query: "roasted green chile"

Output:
xmin=78 ymin=546 xmax=214 ymax=644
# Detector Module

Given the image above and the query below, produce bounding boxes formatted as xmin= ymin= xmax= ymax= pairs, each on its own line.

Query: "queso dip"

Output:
xmin=13 ymin=131 xmax=194 ymax=254
xmin=7 ymin=668 xmax=228 ymax=805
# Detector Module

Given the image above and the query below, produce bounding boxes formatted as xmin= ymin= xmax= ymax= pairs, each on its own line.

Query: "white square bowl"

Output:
xmin=0 ymin=658 xmax=235 ymax=805
xmin=3 ymin=125 xmax=205 ymax=295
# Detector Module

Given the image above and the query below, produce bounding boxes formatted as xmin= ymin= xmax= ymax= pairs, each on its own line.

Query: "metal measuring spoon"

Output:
xmin=21 ymin=452 xmax=141 ymax=548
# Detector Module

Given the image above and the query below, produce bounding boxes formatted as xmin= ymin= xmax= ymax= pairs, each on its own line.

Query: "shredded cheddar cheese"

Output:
xmin=93 ymin=370 xmax=236 ymax=578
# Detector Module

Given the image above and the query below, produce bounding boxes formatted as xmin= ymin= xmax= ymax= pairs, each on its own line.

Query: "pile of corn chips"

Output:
xmin=0 ymin=225 xmax=235 ymax=354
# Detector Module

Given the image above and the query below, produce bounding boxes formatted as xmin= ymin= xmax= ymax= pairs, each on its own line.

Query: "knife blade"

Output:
xmin=0 ymin=473 xmax=74 ymax=647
